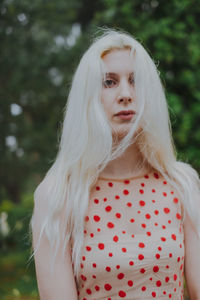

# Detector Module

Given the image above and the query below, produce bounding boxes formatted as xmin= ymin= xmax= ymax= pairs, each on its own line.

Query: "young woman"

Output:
xmin=31 ymin=29 xmax=200 ymax=300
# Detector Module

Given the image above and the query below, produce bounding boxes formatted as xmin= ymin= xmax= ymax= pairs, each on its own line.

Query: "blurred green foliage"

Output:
xmin=0 ymin=0 xmax=199 ymax=298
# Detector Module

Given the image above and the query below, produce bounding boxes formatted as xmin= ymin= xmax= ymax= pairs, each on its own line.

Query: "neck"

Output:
xmin=99 ymin=141 xmax=153 ymax=180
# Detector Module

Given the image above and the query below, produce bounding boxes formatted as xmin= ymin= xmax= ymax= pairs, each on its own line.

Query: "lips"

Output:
xmin=115 ymin=110 xmax=135 ymax=116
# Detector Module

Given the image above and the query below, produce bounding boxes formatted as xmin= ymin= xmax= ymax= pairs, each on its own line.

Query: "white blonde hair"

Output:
xmin=30 ymin=28 xmax=200 ymax=282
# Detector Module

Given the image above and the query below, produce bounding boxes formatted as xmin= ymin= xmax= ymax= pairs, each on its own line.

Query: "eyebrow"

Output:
xmin=105 ymin=72 xmax=134 ymax=77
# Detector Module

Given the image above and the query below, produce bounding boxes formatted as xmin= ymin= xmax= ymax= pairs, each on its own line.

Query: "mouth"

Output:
xmin=114 ymin=110 xmax=135 ymax=120
xmin=115 ymin=110 xmax=135 ymax=116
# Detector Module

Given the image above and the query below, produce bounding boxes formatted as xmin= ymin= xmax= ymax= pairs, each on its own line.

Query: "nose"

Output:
xmin=117 ymin=80 xmax=133 ymax=104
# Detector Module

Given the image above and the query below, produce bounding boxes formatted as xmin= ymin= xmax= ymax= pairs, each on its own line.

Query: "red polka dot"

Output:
xmin=162 ymin=225 xmax=166 ymax=229
xmin=164 ymin=207 xmax=170 ymax=214
xmin=113 ymin=235 xmax=119 ymax=242
xmin=154 ymin=173 xmax=159 ymax=179
xmin=106 ymin=266 xmax=111 ymax=272
xmin=155 ymin=253 xmax=160 ymax=259
xmin=86 ymin=288 xmax=92 ymax=294
xmin=174 ymin=274 xmax=177 ymax=281
xmin=118 ymin=290 xmax=126 ymax=298
xmin=163 ymin=192 xmax=167 ymax=197
xmin=176 ymin=213 xmax=181 ymax=220
xmin=94 ymin=215 xmax=100 ymax=222
xmin=165 ymin=276 xmax=170 ymax=282
xmin=104 ymin=283 xmax=112 ymax=291
xmin=171 ymin=234 xmax=176 ymax=240
xmin=98 ymin=243 xmax=105 ymax=250
xmin=85 ymin=216 xmax=89 ymax=222
xmin=146 ymin=231 xmax=151 ymax=236
xmin=123 ymin=189 xmax=129 ymax=195
xmin=128 ymin=280 xmax=133 ymax=286
xmin=107 ymin=222 xmax=114 ymax=228
xmin=161 ymin=237 xmax=166 ymax=242
xmin=144 ymin=175 xmax=149 ymax=178
xmin=163 ymin=181 xmax=167 ymax=184
xmin=122 ymin=247 xmax=127 ymax=253
xmin=141 ymin=223 xmax=146 ymax=228
xmin=138 ymin=254 xmax=144 ymax=260
xmin=152 ymin=291 xmax=156 ymax=297
xmin=141 ymin=183 xmax=145 ymax=187
xmin=156 ymin=280 xmax=162 ymax=287
xmin=129 ymin=261 xmax=134 ymax=266
xmin=108 ymin=182 xmax=113 ymax=187
xmin=158 ymin=246 xmax=162 ymax=251
xmin=140 ymin=268 xmax=146 ymax=273
xmin=86 ymin=246 xmax=91 ymax=251
xmin=95 ymin=285 xmax=100 ymax=291
xmin=139 ymin=189 xmax=144 ymax=194
xmin=116 ymin=264 xmax=120 ymax=269
xmin=127 ymin=202 xmax=132 ymax=207
xmin=96 ymin=186 xmax=100 ymax=190
xmin=124 ymin=180 xmax=130 ymax=184
xmin=153 ymin=266 xmax=159 ymax=272
xmin=130 ymin=218 xmax=135 ymax=223
xmin=173 ymin=197 xmax=179 ymax=204
xmin=145 ymin=213 xmax=151 ymax=219
xmin=105 ymin=205 xmax=112 ymax=212
xmin=81 ymin=274 xmax=87 ymax=281
xmin=108 ymin=252 xmax=113 ymax=257
xmin=115 ymin=195 xmax=120 ymax=199
xmin=116 ymin=213 xmax=121 ymax=218
xmin=141 ymin=286 xmax=146 ymax=291
xmin=117 ymin=273 xmax=124 ymax=279
xmin=139 ymin=242 xmax=145 ymax=248
xmin=166 ymin=265 xmax=169 ymax=269
xmin=152 ymin=189 xmax=156 ymax=193
xmin=94 ymin=198 xmax=99 ymax=204
xmin=139 ymin=200 xmax=146 ymax=206
xmin=93 ymin=263 xmax=96 ymax=268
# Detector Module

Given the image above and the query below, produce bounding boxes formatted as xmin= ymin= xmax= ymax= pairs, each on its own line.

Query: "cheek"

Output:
xmin=101 ymin=91 xmax=113 ymax=116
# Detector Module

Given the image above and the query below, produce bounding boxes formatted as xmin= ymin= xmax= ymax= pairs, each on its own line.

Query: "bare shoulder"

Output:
xmin=32 ymin=175 xmax=55 ymax=229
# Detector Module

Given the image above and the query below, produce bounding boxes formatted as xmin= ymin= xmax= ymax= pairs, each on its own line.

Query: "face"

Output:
xmin=101 ymin=49 xmax=137 ymax=139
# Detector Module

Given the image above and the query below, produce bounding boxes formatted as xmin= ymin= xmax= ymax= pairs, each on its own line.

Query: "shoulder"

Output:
xmin=32 ymin=175 xmax=55 ymax=226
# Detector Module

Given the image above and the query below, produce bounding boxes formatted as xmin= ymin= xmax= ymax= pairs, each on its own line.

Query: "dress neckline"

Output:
xmin=98 ymin=171 xmax=155 ymax=182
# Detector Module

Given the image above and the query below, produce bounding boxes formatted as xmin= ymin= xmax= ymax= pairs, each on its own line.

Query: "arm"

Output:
xmin=32 ymin=179 xmax=78 ymax=300
xmin=184 ymin=207 xmax=200 ymax=300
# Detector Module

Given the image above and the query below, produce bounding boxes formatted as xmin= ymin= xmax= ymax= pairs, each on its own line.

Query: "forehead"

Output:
xmin=101 ymin=49 xmax=134 ymax=74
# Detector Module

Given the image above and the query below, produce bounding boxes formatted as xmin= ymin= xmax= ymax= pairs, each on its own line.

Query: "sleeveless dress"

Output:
xmin=75 ymin=171 xmax=185 ymax=300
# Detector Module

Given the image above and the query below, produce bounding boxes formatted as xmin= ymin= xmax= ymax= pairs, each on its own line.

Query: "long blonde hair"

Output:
xmin=30 ymin=28 xmax=200 ymax=282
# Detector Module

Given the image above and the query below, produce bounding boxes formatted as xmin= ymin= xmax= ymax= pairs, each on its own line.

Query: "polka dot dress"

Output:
xmin=74 ymin=172 xmax=185 ymax=299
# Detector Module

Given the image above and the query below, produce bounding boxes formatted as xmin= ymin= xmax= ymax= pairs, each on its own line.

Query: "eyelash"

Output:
xmin=103 ymin=78 xmax=134 ymax=88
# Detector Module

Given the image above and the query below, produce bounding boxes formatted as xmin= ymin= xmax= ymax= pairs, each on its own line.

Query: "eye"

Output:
xmin=103 ymin=79 xmax=116 ymax=88
xmin=129 ymin=76 xmax=135 ymax=85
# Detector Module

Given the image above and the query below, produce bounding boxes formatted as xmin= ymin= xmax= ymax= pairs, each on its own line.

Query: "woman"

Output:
xmin=31 ymin=29 xmax=200 ymax=299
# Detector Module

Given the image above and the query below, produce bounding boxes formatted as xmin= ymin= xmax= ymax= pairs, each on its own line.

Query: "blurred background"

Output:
xmin=0 ymin=0 xmax=200 ymax=299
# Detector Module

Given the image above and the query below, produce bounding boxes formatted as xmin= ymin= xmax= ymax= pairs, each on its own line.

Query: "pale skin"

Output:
xmin=33 ymin=48 xmax=200 ymax=299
